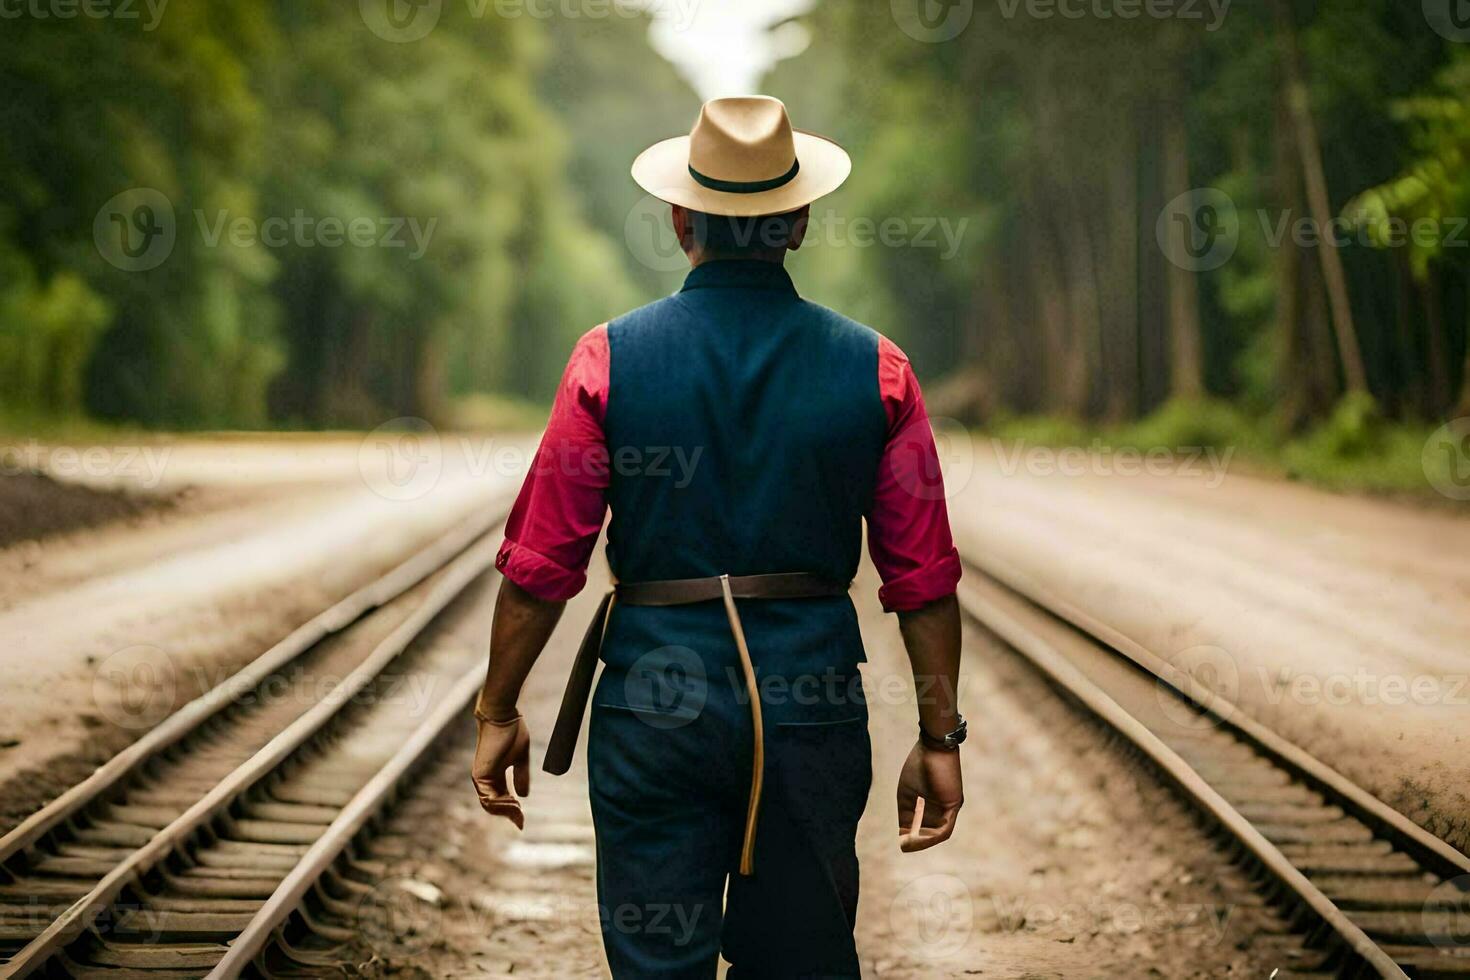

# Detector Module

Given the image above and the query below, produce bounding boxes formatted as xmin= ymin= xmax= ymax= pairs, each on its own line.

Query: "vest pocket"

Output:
xmin=773 ymin=714 xmax=866 ymax=728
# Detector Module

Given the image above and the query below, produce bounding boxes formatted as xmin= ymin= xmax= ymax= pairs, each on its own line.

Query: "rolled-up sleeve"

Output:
xmin=867 ymin=335 xmax=962 ymax=612
xmin=495 ymin=325 xmax=611 ymax=601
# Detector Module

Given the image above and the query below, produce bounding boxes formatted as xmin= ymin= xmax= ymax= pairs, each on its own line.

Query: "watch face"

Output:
xmin=948 ymin=719 xmax=968 ymax=746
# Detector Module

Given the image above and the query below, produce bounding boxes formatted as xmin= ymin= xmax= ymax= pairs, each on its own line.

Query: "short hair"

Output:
xmin=686 ymin=208 xmax=803 ymax=254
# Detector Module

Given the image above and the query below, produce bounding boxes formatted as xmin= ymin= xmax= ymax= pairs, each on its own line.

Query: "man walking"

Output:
xmin=472 ymin=96 xmax=965 ymax=978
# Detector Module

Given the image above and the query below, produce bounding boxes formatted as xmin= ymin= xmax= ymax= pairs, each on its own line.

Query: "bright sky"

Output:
xmin=633 ymin=0 xmax=817 ymax=99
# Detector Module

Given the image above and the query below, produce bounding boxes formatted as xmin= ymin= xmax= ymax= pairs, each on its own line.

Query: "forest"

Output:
xmin=3 ymin=0 xmax=1468 ymax=491
xmin=770 ymin=0 xmax=1470 ymax=489
xmin=0 ymin=2 xmax=693 ymax=429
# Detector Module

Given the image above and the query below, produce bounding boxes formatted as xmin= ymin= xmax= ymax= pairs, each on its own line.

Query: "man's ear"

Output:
xmin=787 ymin=205 xmax=811 ymax=252
xmin=670 ymin=204 xmax=693 ymax=254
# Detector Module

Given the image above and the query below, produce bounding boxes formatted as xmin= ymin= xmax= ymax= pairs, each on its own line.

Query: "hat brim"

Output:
xmin=631 ymin=130 xmax=852 ymax=217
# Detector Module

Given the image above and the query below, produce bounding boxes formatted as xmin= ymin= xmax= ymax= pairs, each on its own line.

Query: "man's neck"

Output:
xmin=688 ymin=249 xmax=788 ymax=268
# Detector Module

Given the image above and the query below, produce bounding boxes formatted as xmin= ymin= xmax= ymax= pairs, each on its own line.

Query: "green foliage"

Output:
xmin=2 ymin=4 xmax=679 ymax=429
xmin=1 ymin=2 xmax=282 ymax=426
xmin=774 ymin=1 xmax=1464 ymax=428
xmin=990 ymin=399 xmax=1264 ymax=456
xmin=985 ymin=414 xmax=1095 ymax=450
xmin=1347 ymin=48 xmax=1470 ymax=280
xmin=537 ymin=12 xmax=700 ymax=302
xmin=985 ymin=394 xmax=1447 ymax=498
xmin=7 ymin=0 xmax=1467 ymax=451
xmin=448 ymin=392 xmax=555 ymax=433
xmin=1280 ymin=394 xmax=1438 ymax=492
xmin=1112 ymin=398 xmax=1268 ymax=458
xmin=0 ymin=255 xmax=111 ymax=416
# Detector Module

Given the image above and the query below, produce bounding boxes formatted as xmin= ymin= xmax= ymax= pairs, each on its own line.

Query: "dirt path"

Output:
xmin=9 ymin=432 xmax=1455 ymax=973
xmin=948 ymin=443 xmax=1470 ymax=853
xmin=0 ymin=436 xmax=531 ymax=832
xmin=355 ymin=562 xmax=1283 ymax=977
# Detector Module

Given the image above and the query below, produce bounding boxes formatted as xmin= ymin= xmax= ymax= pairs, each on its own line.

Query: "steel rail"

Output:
xmin=966 ymin=552 xmax=1470 ymax=882
xmin=957 ymin=570 xmax=1411 ymax=979
xmin=205 ymin=664 xmax=484 ymax=977
xmin=0 ymin=532 xmax=502 ymax=978
xmin=0 ymin=501 xmax=506 ymax=868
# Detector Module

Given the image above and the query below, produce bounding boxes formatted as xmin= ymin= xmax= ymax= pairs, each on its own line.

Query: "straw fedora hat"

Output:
xmin=632 ymin=96 xmax=851 ymax=218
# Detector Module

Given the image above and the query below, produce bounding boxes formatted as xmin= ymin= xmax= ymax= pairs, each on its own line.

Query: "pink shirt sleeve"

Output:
xmin=867 ymin=335 xmax=962 ymax=612
xmin=495 ymin=324 xmax=611 ymax=601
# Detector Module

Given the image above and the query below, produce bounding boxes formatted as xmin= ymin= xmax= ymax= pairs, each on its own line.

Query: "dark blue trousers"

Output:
xmin=588 ymin=664 xmax=871 ymax=979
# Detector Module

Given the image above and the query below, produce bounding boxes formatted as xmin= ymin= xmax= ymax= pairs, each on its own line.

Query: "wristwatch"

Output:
xmin=919 ymin=715 xmax=967 ymax=751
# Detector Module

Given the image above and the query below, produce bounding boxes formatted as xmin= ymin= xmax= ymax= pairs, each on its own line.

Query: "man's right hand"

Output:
xmin=472 ymin=713 xmax=531 ymax=830
xmin=896 ymin=739 xmax=963 ymax=852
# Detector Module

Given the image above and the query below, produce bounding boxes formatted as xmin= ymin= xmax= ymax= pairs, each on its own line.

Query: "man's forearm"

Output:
xmin=895 ymin=593 xmax=962 ymax=737
xmin=476 ymin=578 xmax=567 ymax=721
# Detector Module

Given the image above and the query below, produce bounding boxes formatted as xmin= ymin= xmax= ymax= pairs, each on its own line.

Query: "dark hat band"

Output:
xmin=688 ymin=158 xmax=800 ymax=194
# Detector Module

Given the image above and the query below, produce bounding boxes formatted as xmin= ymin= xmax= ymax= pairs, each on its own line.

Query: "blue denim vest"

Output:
xmin=597 ymin=261 xmax=887 ymax=720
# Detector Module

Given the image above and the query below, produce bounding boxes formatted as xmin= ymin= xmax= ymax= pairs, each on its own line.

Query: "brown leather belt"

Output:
xmin=541 ymin=571 xmax=849 ymax=875
xmin=616 ymin=572 xmax=850 ymax=606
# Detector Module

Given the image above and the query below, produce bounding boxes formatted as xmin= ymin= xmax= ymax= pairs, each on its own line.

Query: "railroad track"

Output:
xmin=9 ymin=507 xmax=1467 ymax=977
xmin=956 ymin=556 xmax=1470 ymax=980
xmin=0 ymin=507 xmax=509 ymax=978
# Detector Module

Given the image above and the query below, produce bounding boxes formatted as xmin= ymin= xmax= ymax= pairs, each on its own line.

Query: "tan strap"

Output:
xmin=720 ymin=574 xmax=765 ymax=877
xmin=544 ymin=571 xmax=846 ymax=874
